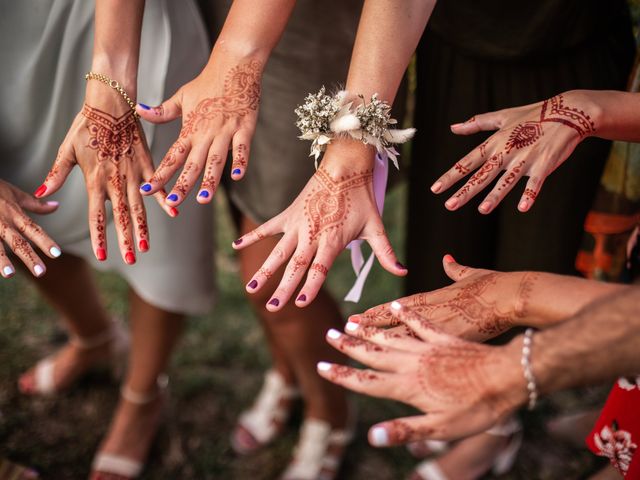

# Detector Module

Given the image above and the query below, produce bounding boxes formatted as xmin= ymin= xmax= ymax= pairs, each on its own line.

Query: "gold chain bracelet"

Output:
xmin=85 ymin=72 xmax=139 ymax=117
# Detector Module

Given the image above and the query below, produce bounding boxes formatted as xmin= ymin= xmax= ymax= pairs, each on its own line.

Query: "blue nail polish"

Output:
xmin=138 ymin=103 xmax=151 ymax=110
xmin=140 ymin=183 xmax=152 ymax=192
xmin=198 ymin=190 xmax=210 ymax=198
xmin=167 ymin=193 xmax=179 ymax=202
xmin=232 ymin=168 xmax=242 ymax=175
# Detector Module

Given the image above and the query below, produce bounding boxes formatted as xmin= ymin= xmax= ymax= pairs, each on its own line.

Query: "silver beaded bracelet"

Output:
xmin=521 ymin=328 xmax=538 ymax=410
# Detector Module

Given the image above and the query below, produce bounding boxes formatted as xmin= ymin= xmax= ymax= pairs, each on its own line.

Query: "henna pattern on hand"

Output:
xmin=523 ymin=188 xmax=538 ymax=202
xmin=151 ymin=140 xmax=187 ymax=185
xmin=505 ymin=122 xmax=543 ymax=153
xmin=454 ymin=162 xmax=470 ymax=175
xmin=310 ymin=262 xmax=329 ymax=279
xmin=201 ymin=154 xmax=222 ymax=193
xmin=109 ymin=174 xmax=133 ymax=253
xmin=497 ymin=160 xmax=526 ymax=191
xmin=131 ymin=203 xmax=148 ymax=239
xmin=289 ymin=254 xmax=309 ymax=279
xmin=180 ymin=61 xmax=261 ymax=138
xmin=11 ymin=235 xmax=37 ymax=264
xmin=233 ymin=144 xmax=248 ymax=170
xmin=82 ymin=105 xmax=140 ymax=164
xmin=456 ymin=153 xmax=503 ymax=199
xmin=330 ymin=365 xmax=379 ymax=382
xmin=259 ymin=267 xmax=274 ymax=280
xmin=338 ymin=335 xmax=387 ymax=353
xmin=304 ymin=166 xmax=373 ymax=243
xmin=95 ymin=210 xmax=106 ymax=249
xmin=502 ymin=94 xmax=594 ymax=155
xmin=418 ymin=344 xmax=495 ymax=407
xmin=478 ymin=140 xmax=490 ymax=158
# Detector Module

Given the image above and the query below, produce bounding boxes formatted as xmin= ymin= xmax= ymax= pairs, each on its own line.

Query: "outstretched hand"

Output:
xmin=0 ymin=179 xmax=61 ymax=278
xmin=137 ymin=59 xmax=262 ymax=206
xmin=318 ymin=302 xmax=526 ymax=446
xmin=232 ymin=140 xmax=407 ymax=312
xmin=432 ymin=90 xmax=597 ymax=213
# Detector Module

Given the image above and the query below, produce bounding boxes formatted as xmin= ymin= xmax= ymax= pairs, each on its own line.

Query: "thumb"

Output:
xmin=366 ymin=221 xmax=408 ymax=277
xmin=136 ymin=89 xmax=182 ymax=124
xmin=17 ymin=192 xmax=60 ymax=215
xmin=450 ymin=110 xmax=503 ymax=135
xmin=442 ymin=254 xmax=476 ymax=281
xmin=35 ymin=146 xmax=76 ymax=198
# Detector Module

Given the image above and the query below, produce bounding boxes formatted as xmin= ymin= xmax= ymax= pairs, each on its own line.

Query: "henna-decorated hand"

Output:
xmin=137 ymin=57 xmax=262 ymax=206
xmin=352 ymin=255 xmax=625 ymax=340
xmin=318 ymin=303 xmax=527 ymax=446
xmin=232 ymin=140 xmax=407 ymax=312
xmin=354 ymin=255 xmax=539 ymax=341
xmin=432 ymin=90 xmax=597 ymax=213
xmin=36 ymin=83 xmax=172 ymax=264
xmin=0 ymin=179 xmax=61 ymax=278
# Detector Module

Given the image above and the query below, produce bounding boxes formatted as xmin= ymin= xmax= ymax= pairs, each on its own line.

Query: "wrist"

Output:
xmin=90 ymin=55 xmax=137 ymax=96
xmin=321 ymin=138 xmax=376 ymax=174
xmin=483 ymin=341 xmax=529 ymax=415
xmin=564 ymin=89 xmax=602 ymax=138
xmin=209 ymin=39 xmax=270 ymax=67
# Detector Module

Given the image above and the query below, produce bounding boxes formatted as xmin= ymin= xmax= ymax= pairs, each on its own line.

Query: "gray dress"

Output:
xmin=0 ymin=0 xmax=215 ymax=315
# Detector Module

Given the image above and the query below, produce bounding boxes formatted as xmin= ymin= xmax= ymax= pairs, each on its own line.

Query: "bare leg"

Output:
xmin=93 ymin=289 xmax=184 ymax=476
xmin=237 ymin=216 xmax=348 ymax=427
xmin=18 ymin=253 xmax=113 ymax=393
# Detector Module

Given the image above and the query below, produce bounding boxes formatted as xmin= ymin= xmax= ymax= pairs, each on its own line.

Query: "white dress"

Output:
xmin=0 ymin=0 xmax=215 ymax=315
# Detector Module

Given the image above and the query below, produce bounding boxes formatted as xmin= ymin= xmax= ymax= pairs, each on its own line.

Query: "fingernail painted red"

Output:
xmin=444 ymin=254 xmax=455 ymax=263
xmin=96 ymin=248 xmax=107 ymax=261
xmin=34 ymin=184 xmax=47 ymax=198
xmin=169 ymin=207 xmax=179 ymax=217
xmin=139 ymin=239 xmax=149 ymax=251
xmin=125 ymin=252 xmax=136 ymax=264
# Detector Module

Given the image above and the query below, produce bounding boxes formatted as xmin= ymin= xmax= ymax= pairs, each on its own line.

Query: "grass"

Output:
xmin=0 ymin=184 xmax=610 ymax=479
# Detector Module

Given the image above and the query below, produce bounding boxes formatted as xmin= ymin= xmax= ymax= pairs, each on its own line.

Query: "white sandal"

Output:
xmin=21 ymin=318 xmax=129 ymax=395
xmin=412 ymin=418 xmax=523 ymax=480
xmin=231 ymin=369 xmax=301 ymax=455
xmin=280 ymin=412 xmax=356 ymax=480
xmin=90 ymin=374 xmax=169 ymax=479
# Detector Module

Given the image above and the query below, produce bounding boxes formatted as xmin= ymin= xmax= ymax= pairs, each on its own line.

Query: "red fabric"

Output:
xmin=586 ymin=377 xmax=640 ymax=478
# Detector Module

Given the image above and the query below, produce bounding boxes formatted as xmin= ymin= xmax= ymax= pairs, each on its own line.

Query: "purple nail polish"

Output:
xmin=248 ymin=279 xmax=258 ymax=289
xmin=268 ymin=298 xmax=280 ymax=307
xmin=232 ymin=168 xmax=242 ymax=175
xmin=233 ymin=238 xmax=243 ymax=245
xmin=396 ymin=261 xmax=407 ymax=270
xmin=167 ymin=193 xmax=179 ymax=202
xmin=138 ymin=103 xmax=151 ymax=110
xmin=297 ymin=294 xmax=307 ymax=302
xmin=199 ymin=190 xmax=210 ymax=198
xmin=140 ymin=183 xmax=152 ymax=192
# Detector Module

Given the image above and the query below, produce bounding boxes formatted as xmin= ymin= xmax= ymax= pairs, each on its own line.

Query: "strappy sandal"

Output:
xmin=90 ymin=374 xmax=169 ymax=480
xmin=231 ymin=369 xmax=301 ymax=455
xmin=410 ymin=418 xmax=523 ymax=480
xmin=19 ymin=318 xmax=129 ymax=395
xmin=280 ymin=411 xmax=356 ymax=480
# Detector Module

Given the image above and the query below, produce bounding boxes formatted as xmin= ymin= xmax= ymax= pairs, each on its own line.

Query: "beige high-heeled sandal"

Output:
xmin=231 ymin=369 xmax=301 ymax=455
xmin=90 ymin=374 xmax=169 ymax=479
xmin=411 ymin=418 xmax=523 ymax=480
xmin=21 ymin=318 xmax=129 ymax=395
xmin=280 ymin=408 xmax=357 ymax=480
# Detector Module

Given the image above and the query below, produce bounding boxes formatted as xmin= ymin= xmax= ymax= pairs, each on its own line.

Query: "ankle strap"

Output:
xmin=69 ymin=318 xmax=120 ymax=350
xmin=120 ymin=374 xmax=169 ymax=405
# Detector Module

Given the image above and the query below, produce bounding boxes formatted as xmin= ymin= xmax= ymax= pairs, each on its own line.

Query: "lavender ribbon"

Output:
xmin=344 ymin=152 xmax=389 ymax=303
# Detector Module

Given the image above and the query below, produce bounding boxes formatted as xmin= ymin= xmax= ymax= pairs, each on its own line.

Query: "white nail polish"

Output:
xmin=370 ymin=426 xmax=390 ymax=447
xmin=49 ymin=246 xmax=61 ymax=258
xmin=317 ymin=361 xmax=332 ymax=372
xmin=391 ymin=301 xmax=402 ymax=311
xmin=345 ymin=321 xmax=359 ymax=332
xmin=46 ymin=201 xmax=59 ymax=207
xmin=34 ymin=265 xmax=45 ymax=277
xmin=327 ymin=328 xmax=342 ymax=340
xmin=3 ymin=266 xmax=14 ymax=277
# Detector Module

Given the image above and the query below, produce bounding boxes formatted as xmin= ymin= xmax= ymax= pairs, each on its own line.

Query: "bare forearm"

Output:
xmin=533 ymin=287 xmax=640 ymax=394
xmin=522 ymin=272 xmax=629 ymax=329
xmin=345 ymin=0 xmax=435 ymax=103
xmin=211 ymin=0 xmax=296 ymax=63
xmin=92 ymin=0 xmax=145 ymax=94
